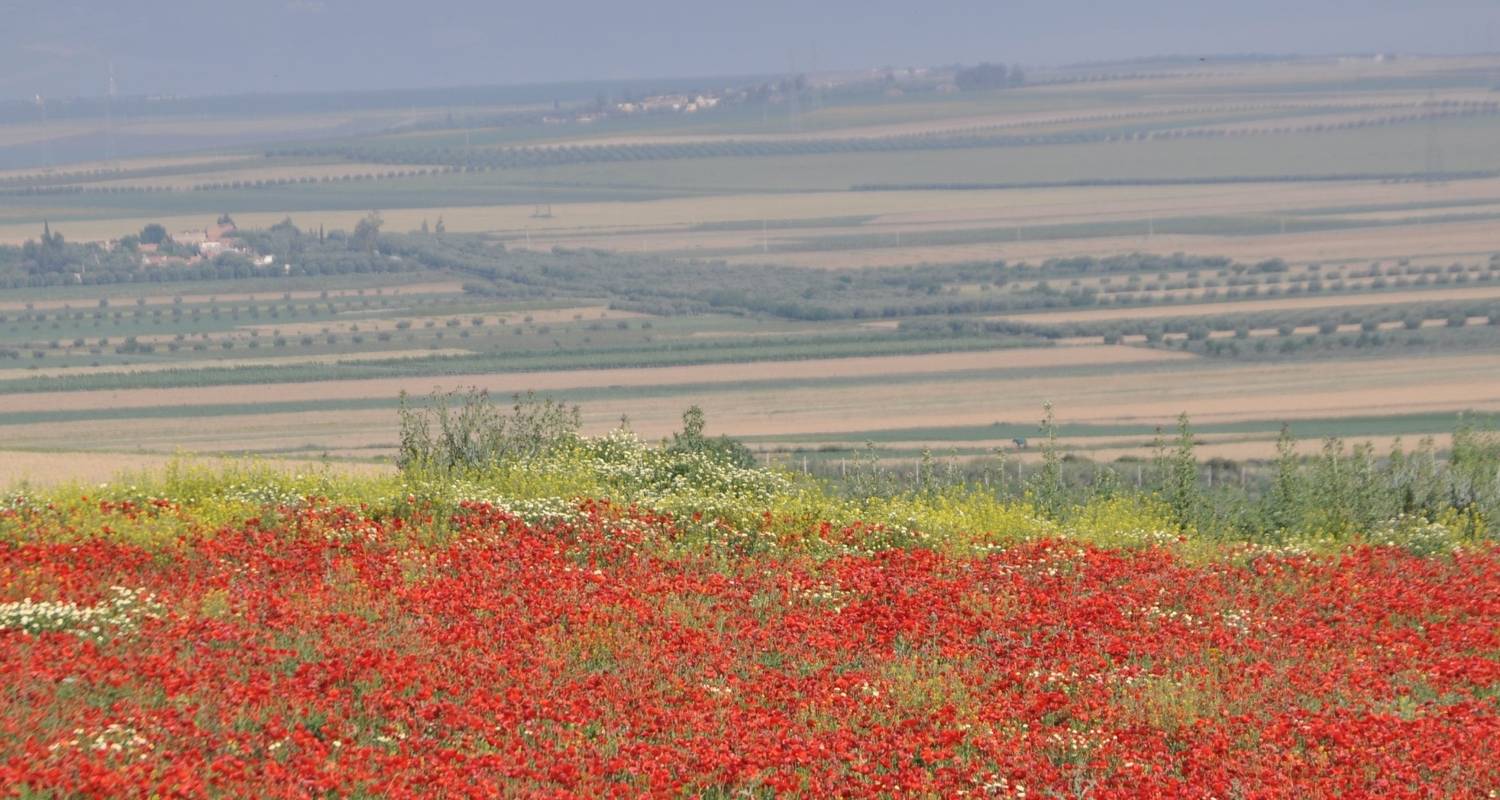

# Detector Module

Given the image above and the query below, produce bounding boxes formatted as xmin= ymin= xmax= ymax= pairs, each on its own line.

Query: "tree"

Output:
xmin=350 ymin=211 xmax=384 ymax=253
xmin=1027 ymin=402 xmax=1066 ymax=516
xmin=1264 ymin=425 xmax=1303 ymax=535
xmin=1155 ymin=413 xmax=1201 ymax=529
xmin=140 ymin=223 xmax=168 ymax=245
xmin=667 ymin=405 xmax=755 ymax=468
xmin=955 ymin=63 xmax=1011 ymax=91
xmin=679 ymin=405 xmax=706 ymax=440
xmin=23 ymin=222 xmax=68 ymax=274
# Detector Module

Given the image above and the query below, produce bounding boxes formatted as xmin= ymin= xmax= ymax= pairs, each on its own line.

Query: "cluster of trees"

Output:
xmin=0 ymin=166 xmax=133 ymax=187
xmin=424 ymin=236 xmax=1470 ymax=325
xmin=11 ymin=218 xmax=1492 ymax=338
xmin=953 ymin=62 xmax=1026 ymax=91
xmin=1045 ymin=299 xmax=1500 ymax=343
xmin=1185 ymin=318 xmax=1500 ymax=360
xmin=0 ymin=216 xmax=421 ymax=290
xmin=7 ymin=215 xmax=1486 ymax=335
xmin=896 ymin=317 xmax=1056 ymax=339
xmin=0 ymin=183 xmax=177 ymax=197
xmin=189 ymin=168 xmax=445 ymax=192
xmin=19 ymin=222 xmax=69 ymax=273
xmin=0 ymin=223 xmax=147 ymax=287
xmin=411 ymin=236 xmax=1102 ymax=321
xmin=219 ymin=215 xmax=414 ymax=279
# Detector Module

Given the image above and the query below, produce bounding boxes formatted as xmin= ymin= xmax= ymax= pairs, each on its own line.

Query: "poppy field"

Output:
xmin=1 ymin=487 xmax=1497 ymax=799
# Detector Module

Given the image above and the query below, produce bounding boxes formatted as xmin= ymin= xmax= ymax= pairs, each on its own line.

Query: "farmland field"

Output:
xmin=5 ymin=48 xmax=1500 ymax=799
xmin=2 ymin=54 xmax=1500 ymax=475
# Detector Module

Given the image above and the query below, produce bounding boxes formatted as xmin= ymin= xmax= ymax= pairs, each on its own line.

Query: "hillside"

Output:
xmin=2 ymin=408 xmax=1497 ymax=796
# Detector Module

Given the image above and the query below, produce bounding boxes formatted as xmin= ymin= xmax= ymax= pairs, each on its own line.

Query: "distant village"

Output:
xmin=544 ymin=89 xmax=734 ymax=126
xmin=537 ymin=65 xmax=1013 ymax=127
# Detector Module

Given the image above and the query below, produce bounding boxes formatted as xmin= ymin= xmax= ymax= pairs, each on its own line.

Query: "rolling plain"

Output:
xmin=4 ymin=54 xmax=1500 ymax=482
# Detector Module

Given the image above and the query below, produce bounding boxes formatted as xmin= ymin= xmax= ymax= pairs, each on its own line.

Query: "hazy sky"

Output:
xmin=5 ymin=0 xmax=1499 ymax=100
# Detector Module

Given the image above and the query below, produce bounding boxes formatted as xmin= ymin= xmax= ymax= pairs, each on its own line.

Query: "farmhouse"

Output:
xmin=175 ymin=220 xmax=237 ymax=248
xmin=174 ymin=229 xmax=208 ymax=246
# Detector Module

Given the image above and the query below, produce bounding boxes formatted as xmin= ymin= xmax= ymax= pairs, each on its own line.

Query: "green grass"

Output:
xmin=0 ymin=332 xmax=1043 ymax=394
xmin=751 ymin=410 xmax=1500 ymax=446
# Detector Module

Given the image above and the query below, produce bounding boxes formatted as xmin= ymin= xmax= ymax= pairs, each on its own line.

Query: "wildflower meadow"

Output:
xmin=0 ymin=396 xmax=1496 ymax=798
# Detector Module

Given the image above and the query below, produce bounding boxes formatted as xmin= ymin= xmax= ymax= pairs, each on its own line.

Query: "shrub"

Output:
xmin=397 ymin=389 xmax=582 ymax=473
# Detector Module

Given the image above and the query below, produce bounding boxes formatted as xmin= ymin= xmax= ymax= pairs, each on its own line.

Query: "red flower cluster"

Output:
xmin=2 ymin=500 xmax=1496 ymax=798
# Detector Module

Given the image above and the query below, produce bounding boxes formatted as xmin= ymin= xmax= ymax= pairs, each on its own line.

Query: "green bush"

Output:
xmin=397 ymin=389 xmax=582 ymax=473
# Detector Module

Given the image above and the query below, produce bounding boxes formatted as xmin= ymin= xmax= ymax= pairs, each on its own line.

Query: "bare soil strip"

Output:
xmin=2 ymin=352 xmax=1497 ymax=462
